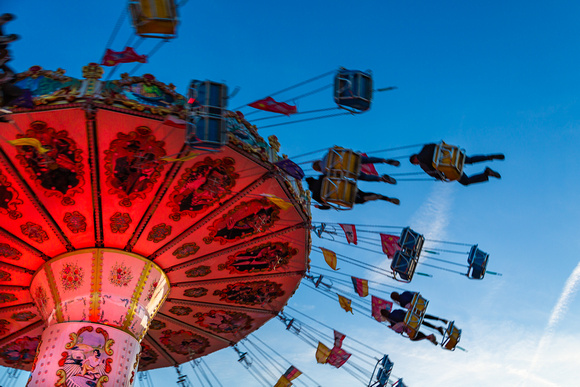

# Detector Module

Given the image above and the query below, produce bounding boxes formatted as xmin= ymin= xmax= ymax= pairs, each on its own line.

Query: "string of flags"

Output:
xmin=334 ymin=224 xmax=401 ymax=258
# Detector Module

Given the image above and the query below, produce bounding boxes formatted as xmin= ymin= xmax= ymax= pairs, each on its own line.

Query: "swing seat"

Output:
xmin=129 ymin=0 xmax=179 ymax=39
xmin=324 ymin=146 xmax=362 ymax=180
xmin=467 ymin=245 xmax=489 ymax=280
xmin=432 ymin=141 xmax=466 ymax=181
xmin=376 ymin=355 xmax=394 ymax=386
xmin=409 ymin=292 xmax=429 ymax=315
xmin=390 ymin=250 xmax=418 ymax=283
xmin=186 ymin=80 xmax=228 ymax=151
xmin=403 ymin=293 xmax=428 ymax=339
xmin=441 ymin=321 xmax=461 ymax=351
xmin=320 ymin=177 xmax=357 ymax=209
xmin=398 ymin=227 xmax=424 ymax=257
xmin=334 ymin=68 xmax=373 ymax=112
xmin=392 ymin=379 xmax=407 ymax=387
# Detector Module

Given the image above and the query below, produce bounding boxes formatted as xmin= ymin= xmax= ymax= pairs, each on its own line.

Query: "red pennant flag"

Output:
xmin=360 ymin=153 xmax=379 ymax=176
xmin=162 ymin=115 xmax=187 ymax=129
xmin=248 ymin=97 xmax=297 ymax=116
xmin=372 ymin=295 xmax=393 ymax=322
xmin=102 ymin=47 xmax=147 ymax=66
xmin=326 ymin=346 xmax=352 ymax=368
xmin=339 ymin=224 xmax=358 ymax=245
xmin=333 ymin=330 xmax=346 ymax=348
xmin=380 ymin=233 xmax=401 ymax=258
xmin=350 ymin=276 xmax=369 ymax=297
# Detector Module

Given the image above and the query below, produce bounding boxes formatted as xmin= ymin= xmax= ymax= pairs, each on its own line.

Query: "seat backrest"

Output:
xmin=431 ymin=142 xmax=466 ymax=181
xmin=324 ymin=146 xmax=362 ymax=179
xmin=320 ymin=177 xmax=357 ymax=209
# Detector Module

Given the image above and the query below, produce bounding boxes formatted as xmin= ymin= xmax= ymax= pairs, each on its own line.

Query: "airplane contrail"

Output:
xmin=523 ymin=259 xmax=580 ymax=384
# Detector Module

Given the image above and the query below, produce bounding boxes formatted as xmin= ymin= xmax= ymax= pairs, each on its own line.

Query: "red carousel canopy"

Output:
xmin=0 ymin=64 xmax=311 ymax=371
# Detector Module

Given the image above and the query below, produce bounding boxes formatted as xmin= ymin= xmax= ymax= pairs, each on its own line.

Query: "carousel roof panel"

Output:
xmin=129 ymin=145 xmax=272 ymax=258
xmin=142 ymin=315 xmax=232 ymax=370
xmin=168 ymin=273 xmax=304 ymax=313
xmin=163 ymin=227 xmax=309 ymax=282
xmin=0 ymin=322 xmax=43 ymax=371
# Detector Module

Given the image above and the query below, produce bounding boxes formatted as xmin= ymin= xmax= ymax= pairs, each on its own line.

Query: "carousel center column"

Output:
xmin=28 ymin=249 xmax=170 ymax=386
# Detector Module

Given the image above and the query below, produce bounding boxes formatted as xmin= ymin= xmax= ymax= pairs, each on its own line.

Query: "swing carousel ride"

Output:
xmin=0 ymin=3 xmax=502 ymax=386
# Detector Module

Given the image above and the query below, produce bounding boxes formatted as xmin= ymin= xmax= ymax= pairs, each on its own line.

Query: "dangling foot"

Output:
xmin=383 ymin=158 xmax=401 ymax=167
xmin=436 ymin=327 xmax=446 ymax=335
xmin=438 ymin=318 xmax=449 ymax=324
xmin=380 ymin=175 xmax=397 ymax=184
xmin=485 ymin=167 xmax=501 ymax=179
xmin=380 ymin=195 xmax=400 ymax=205
xmin=490 ymin=154 xmax=505 ymax=160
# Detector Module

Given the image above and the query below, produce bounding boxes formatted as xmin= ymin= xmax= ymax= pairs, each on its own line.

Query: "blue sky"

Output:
xmin=3 ymin=1 xmax=580 ymax=386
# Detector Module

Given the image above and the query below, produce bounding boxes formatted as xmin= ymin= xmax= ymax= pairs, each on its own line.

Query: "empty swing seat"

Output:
xmin=403 ymin=293 xmax=428 ymax=339
xmin=129 ymin=0 xmax=179 ymax=39
xmin=320 ymin=177 xmax=357 ymax=209
xmin=376 ymin=355 xmax=394 ymax=386
xmin=432 ymin=141 xmax=466 ymax=181
xmin=323 ymin=146 xmax=362 ymax=179
xmin=392 ymin=379 xmax=407 ymax=387
xmin=334 ymin=68 xmax=373 ymax=112
xmin=186 ymin=80 xmax=228 ymax=151
xmin=467 ymin=245 xmax=489 ymax=280
xmin=390 ymin=250 xmax=418 ymax=283
xmin=441 ymin=321 xmax=461 ymax=351
xmin=399 ymin=227 xmax=425 ymax=257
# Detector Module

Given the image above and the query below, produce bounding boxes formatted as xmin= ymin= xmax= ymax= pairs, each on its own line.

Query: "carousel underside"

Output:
xmin=0 ymin=65 xmax=311 ymax=383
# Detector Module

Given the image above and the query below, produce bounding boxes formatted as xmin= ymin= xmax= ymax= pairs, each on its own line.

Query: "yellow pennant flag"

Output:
xmin=262 ymin=194 xmax=293 ymax=210
xmin=273 ymin=375 xmax=292 ymax=387
xmin=320 ymin=247 xmax=338 ymax=270
xmin=160 ymin=152 xmax=200 ymax=162
xmin=8 ymin=138 xmax=49 ymax=154
xmin=315 ymin=342 xmax=331 ymax=364
xmin=338 ymin=294 xmax=354 ymax=314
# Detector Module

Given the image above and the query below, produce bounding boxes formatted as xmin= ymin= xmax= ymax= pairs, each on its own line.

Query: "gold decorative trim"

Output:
xmin=43 ymin=263 xmax=64 ymax=323
xmin=90 ymin=249 xmax=103 ymax=322
xmin=123 ymin=261 xmax=152 ymax=330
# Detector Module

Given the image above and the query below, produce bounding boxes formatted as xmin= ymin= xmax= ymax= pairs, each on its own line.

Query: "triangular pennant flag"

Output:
xmin=162 ymin=115 xmax=187 ymax=129
xmin=261 ymin=194 xmax=293 ymax=210
xmin=315 ymin=342 xmax=331 ymax=364
xmin=380 ymin=233 xmax=401 ymax=259
xmin=8 ymin=138 xmax=49 ymax=154
xmin=160 ymin=152 xmax=200 ymax=162
xmin=350 ymin=276 xmax=369 ymax=297
xmin=248 ymin=96 xmax=297 ymax=115
xmin=333 ymin=330 xmax=346 ymax=348
xmin=372 ymin=295 xmax=393 ymax=322
xmin=283 ymin=366 xmax=302 ymax=381
xmin=320 ymin=247 xmax=338 ymax=270
xmin=326 ymin=346 xmax=352 ymax=368
xmin=338 ymin=294 xmax=353 ymax=314
xmin=273 ymin=375 xmax=292 ymax=387
xmin=102 ymin=47 xmax=147 ymax=66
xmin=360 ymin=153 xmax=379 ymax=176
xmin=339 ymin=224 xmax=358 ymax=245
